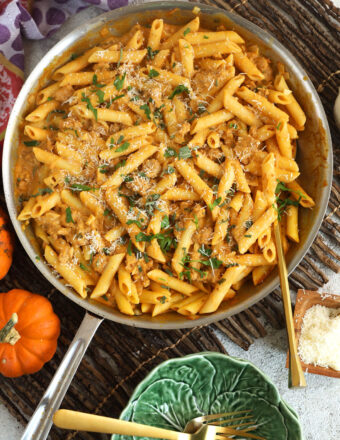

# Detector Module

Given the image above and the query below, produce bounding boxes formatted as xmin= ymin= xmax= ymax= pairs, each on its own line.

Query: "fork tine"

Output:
xmin=217 ymin=421 xmax=255 ymax=430
xmin=215 ymin=428 xmax=266 ymax=440
xmin=209 ymin=415 xmax=253 ymax=425
xmin=200 ymin=411 xmax=252 ymax=422
xmin=215 ymin=431 xmax=265 ymax=440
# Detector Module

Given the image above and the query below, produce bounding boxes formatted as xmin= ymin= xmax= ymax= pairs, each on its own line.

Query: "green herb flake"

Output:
xmin=208 ymin=197 xmax=222 ymax=211
xmin=147 ymin=46 xmax=159 ymax=60
xmin=127 ymin=240 xmax=133 ymax=256
xmin=148 ymin=68 xmax=160 ymax=78
xmin=31 ymin=188 xmax=53 ymax=198
xmin=183 ymin=27 xmax=191 ymax=36
xmin=65 ymin=207 xmax=75 ymax=224
xmin=117 ymin=47 xmax=123 ymax=68
xmin=92 ymin=74 xmax=105 ymax=88
xmin=277 ymin=122 xmax=282 ymax=130
xmin=126 ymin=219 xmax=144 ymax=228
xmin=160 ymin=296 xmax=167 ymax=304
xmin=193 ymin=214 xmax=199 ymax=229
xmin=70 ymin=183 xmax=97 ymax=192
xmin=24 ymin=140 xmax=39 ymax=147
xmin=140 ymin=103 xmax=151 ymax=120
xmin=179 ymin=146 xmax=192 ymax=159
xmin=203 ymin=35 xmax=209 ymax=39
xmin=114 ymin=72 xmax=126 ymax=91
xmin=95 ymin=89 xmax=105 ymax=104
xmin=79 ymin=262 xmax=89 ymax=272
xmin=81 ymin=93 xmax=98 ymax=121
xmin=161 ymin=215 xmax=170 ymax=230
xmin=169 ymin=84 xmax=190 ymax=100
xmin=164 ymin=147 xmax=178 ymax=158
xmin=112 ymin=94 xmax=125 ymax=102
xmin=115 ymin=141 xmax=130 ymax=153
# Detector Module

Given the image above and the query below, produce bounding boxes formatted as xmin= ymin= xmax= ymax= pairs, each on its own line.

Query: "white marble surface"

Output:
xmin=1 ymin=4 xmax=340 ymax=440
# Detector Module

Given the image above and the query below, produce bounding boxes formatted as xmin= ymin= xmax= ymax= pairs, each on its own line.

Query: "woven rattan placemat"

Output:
xmin=0 ymin=0 xmax=339 ymax=438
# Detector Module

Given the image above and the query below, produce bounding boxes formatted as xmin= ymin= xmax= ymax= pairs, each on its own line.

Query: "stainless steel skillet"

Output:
xmin=3 ymin=2 xmax=332 ymax=439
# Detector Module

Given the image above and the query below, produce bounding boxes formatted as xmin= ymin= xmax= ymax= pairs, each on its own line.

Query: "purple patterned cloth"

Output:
xmin=0 ymin=0 xmax=129 ymax=71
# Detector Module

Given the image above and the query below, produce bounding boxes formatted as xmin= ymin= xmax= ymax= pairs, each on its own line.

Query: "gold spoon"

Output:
xmin=273 ymin=221 xmax=306 ymax=388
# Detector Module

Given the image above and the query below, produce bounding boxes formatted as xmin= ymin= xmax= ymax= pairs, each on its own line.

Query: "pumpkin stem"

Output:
xmin=0 ymin=313 xmax=21 ymax=345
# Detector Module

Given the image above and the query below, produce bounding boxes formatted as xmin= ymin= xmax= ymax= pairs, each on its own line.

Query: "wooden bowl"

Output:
xmin=286 ymin=289 xmax=340 ymax=378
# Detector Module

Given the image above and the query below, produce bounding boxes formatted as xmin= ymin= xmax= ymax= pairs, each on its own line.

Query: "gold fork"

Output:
xmin=273 ymin=221 xmax=306 ymax=389
xmin=53 ymin=409 xmax=265 ymax=439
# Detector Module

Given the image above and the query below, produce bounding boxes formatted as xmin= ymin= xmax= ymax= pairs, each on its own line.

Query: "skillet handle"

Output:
xmin=21 ymin=311 xmax=103 ymax=440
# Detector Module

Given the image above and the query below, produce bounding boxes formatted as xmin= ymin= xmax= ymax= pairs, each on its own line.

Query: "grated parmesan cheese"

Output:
xmin=298 ymin=305 xmax=340 ymax=371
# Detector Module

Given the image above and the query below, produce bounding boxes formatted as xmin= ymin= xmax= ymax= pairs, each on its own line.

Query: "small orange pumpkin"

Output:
xmin=0 ymin=289 xmax=60 ymax=377
xmin=0 ymin=206 xmax=13 ymax=280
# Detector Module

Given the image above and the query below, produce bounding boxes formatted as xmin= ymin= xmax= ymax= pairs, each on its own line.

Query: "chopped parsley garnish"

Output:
xmin=164 ymin=166 xmax=175 ymax=174
xmin=147 ymin=46 xmax=159 ymax=60
xmin=127 ymin=240 xmax=133 ymax=256
xmin=161 ymin=215 xmax=170 ymax=230
xmin=102 ymin=248 xmax=111 ymax=255
xmin=178 ymin=146 xmax=192 ymax=159
xmin=115 ymin=141 xmax=130 ymax=153
xmin=70 ymin=183 xmax=97 ymax=192
xmin=135 ymin=232 xmax=153 ymax=242
xmin=208 ymin=197 xmax=222 ymax=211
xmin=92 ymin=74 xmax=105 ymax=88
xmin=31 ymin=188 xmax=53 ymax=198
xmin=274 ymin=180 xmax=305 ymax=220
xmin=24 ymin=140 xmax=39 ymax=147
xmin=113 ymin=159 xmax=126 ymax=171
xmin=79 ymin=262 xmax=89 ymax=272
xmin=198 ymin=244 xmax=212 ymax=257
xmin=169 ymin=84 xmax=190 ymax=100
xmin=148 ymin=68 xmax=159 ymax=78
xmin=145 ymin=193 xmax=160 ymax=216
xmin=81 ymin=93 xmax=97 ymax=121
xmin=99 ymin=164 xmax=109 ymax=174
xmin=140 ymin=103 xmax=151 ymax=120
xmin=193 ymin=214 xmax=199 ymax=229
xmin=200 ymin=257 xmax=223 ymax=269
xmin=164 ymin=147 xmax=178 ymax=158
xmin=277 ymin=122 xmax=282 ymax=130
xmin=65 ymin=207 xmax=74 ymax=223
xmin=70 ymin=53 xmax=79 ymax=60
xmin=117 ymin=47 xmax=123 ymax=68
xmin=65 ymin=176 xmax=70 ymax=184
xmin=127 ymin=219 xmax=144 ymax=229
xmin=95 ymin=89 xmax=105 ymax=104
xmin=103 ymin=208 xmax=111 ymax=216
xmin=114 ymin=72 xmax=126 ymax=91
xmin=160 ymin=296 xmax=167 ymax=304
xmin=112 ymin=94 xmax=125 ymax=102
xmin=183 ymin=27 xmax=191 ymax=36
xmin=203 ymin=35 xmax=209 ymax=39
